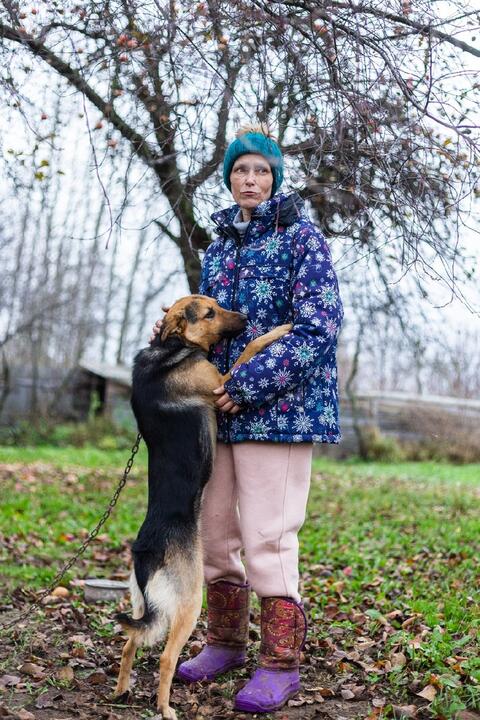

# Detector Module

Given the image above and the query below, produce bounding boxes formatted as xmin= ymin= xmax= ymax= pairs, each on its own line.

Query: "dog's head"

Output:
xmin=160 ymin=295 xmax=248 ymax=352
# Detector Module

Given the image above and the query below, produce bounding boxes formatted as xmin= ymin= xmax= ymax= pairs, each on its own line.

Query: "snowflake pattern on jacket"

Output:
xmin=200 ymin=192 xmax=344 ymax=444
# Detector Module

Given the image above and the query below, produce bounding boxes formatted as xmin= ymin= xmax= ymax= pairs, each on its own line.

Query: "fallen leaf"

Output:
xmin=392 ymin=705 xmax=418 ymax=719
xmin=390 ymin=652 xmax=407 ymax=669
xmin=189 ymin=641 xmax=203 ymax=657
xmin=366 ymin=710 xmax=384 ymax=720
xmin=330 ymin=648 xmax=348 ymax=662
xmin=402 ymin=615 xmax=421 ymax=629
xmin=324 ymin=603 xmax=340 ymax=619
xmin=416 ymin=684 xmax=437 ymax=701
xmin=355 ymin=639 xmax=376 ymax=652
xmin=55 ymin=666 xmax=74 ymax=682
xmin=68 ymin=634 xmax=94 ymax=648
xmin=0 ymin=675 xmax=21 ymax=689
xmin=17 ymin=711 xmax=36 ymax=720
xmin=18 ymin=663 xmax=46 ymax=679
xmin=86 ymin=669 xmax=107 ymax=685
xmin=71 ymin=646 xmax=86 ymax=658
xmin=408 ymin=634 xmax=424 ymax=649
xmin=35 ymin=690 xmax=64 ymax=709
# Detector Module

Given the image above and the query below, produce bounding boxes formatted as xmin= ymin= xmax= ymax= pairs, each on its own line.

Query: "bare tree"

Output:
xmin=1 ymin=0 xmax=479 ymax=422
xmin=0 ymin=0 xmax=478 ymax=297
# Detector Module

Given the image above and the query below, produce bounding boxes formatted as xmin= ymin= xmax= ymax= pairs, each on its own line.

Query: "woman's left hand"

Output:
xmin=213 ymin=385 xmax=241 ymax=414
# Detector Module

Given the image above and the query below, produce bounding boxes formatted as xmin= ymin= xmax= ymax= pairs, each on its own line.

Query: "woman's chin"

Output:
xmin=239 ymin=197 xmax=260 ymax=209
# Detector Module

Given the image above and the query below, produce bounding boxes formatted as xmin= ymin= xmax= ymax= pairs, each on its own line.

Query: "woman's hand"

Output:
xmin=213 ymin=385 xmax=241 ymax=414
xmin=149 ymin=306 xmax=170 ymax=343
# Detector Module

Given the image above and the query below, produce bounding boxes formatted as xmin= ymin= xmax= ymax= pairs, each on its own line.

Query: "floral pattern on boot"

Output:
xmin=176 ymin=581 xmax=250 ymax=683
xmin=259 ymin=597 xmax=307 ymax=670
xmin=207 ymin=580 xmax=250 ymax=648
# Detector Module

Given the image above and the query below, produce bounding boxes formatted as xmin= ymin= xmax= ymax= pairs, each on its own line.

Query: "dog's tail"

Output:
xmin=115 ymin=610 xmax=155 ymax=630
xmin=115 ymin=569 xmax=158 ymax=633
xmin=114 ymin=563 xmax=182 ymax=647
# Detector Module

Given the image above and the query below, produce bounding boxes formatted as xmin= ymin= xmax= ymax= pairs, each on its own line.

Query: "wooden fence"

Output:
xmin=322 ymin=391 xmax=480 ymax=457
xmin=1 ymin=368 xmax=479 ymax=458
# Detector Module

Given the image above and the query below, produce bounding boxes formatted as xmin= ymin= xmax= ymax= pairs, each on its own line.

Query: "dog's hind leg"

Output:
xmin=156 ymin=591 xmax=202 ymax=719
xmin=115 ymin=634 xmax=140 ymax=697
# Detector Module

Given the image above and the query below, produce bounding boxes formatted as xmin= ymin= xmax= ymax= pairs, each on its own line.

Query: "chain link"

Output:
xmin=0 ymin=433 xmax=142 ymax=631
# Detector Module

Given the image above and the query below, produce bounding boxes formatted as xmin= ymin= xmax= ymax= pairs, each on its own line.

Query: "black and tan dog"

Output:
xmin=114 ymin=294 xmax=292 ymax=719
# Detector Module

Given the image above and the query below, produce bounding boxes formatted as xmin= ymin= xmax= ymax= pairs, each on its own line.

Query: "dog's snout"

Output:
xmin=219 ymin=309 xmax=248 ymax=339
xmin=234 ymin=312 xmax=248 ymax=330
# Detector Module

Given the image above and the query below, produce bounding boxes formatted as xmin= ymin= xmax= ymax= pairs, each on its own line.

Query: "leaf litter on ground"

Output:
xmin=1 ymin=460 xmax=480 ymax=719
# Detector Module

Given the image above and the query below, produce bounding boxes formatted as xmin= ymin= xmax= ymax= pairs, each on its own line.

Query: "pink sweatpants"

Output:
xmin=201 ymin=441 xmax=313 ymax=602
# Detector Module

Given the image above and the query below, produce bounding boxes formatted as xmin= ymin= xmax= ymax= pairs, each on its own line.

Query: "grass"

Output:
xmin=303 ymin=456 xmax=480 ymax=716
xmin=0 ymin=443 xmax=148 ymax=468
xmin=313 ymin=455 xmax=480 ymax=484
xmin=0 ymin=447 xmax=479 ymax=717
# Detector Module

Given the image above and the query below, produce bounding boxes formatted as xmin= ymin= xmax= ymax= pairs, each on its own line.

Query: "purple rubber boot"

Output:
xmin=176 ymin=644 xmax=246 ymax=682
xmin=176 ymin=580 xmax=249 ymax=683
xmin=234 ymin=667 xmax=301 ymax=712
xmin=235 ymin=597 xmax=307 ymax=713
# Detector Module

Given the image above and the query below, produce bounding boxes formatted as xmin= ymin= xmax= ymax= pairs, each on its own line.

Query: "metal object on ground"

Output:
xmin=84 ymin=578 xmax=130 ymax=603
xmin=0 ymin=432 xmax=142 ymax=630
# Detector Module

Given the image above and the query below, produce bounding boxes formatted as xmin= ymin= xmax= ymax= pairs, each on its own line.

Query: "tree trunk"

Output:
xmin=345 ymin=321 xmax=369 ymax=459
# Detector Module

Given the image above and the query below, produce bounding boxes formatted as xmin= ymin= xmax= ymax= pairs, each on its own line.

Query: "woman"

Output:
xmin=153 ymin=125 xmax=343 ymax=713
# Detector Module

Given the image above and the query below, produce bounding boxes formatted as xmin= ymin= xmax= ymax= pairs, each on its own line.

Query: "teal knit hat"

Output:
xmin=223 ymin=126 xmax=284 ymax=195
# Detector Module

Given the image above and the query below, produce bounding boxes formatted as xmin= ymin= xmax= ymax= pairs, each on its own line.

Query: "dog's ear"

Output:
xmin=160 ymin=311 xmax=187 ymax=341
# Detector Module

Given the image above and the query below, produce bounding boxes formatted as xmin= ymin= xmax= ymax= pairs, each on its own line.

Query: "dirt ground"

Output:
xmin=1 ymin=590 xmax=479 ymax=720
xmin=0 ymin=591 xmax=397 ymax=720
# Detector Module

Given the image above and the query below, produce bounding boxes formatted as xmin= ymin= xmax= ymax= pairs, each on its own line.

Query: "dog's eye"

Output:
xmin=205 ymin=308 xmax=215 ymax=319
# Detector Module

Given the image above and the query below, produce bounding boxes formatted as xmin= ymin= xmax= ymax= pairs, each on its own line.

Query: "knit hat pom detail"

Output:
xmin=235 ymin=123 xmax=277 ymax=141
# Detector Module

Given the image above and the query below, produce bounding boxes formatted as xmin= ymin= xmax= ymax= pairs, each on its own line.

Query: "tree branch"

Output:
xmin=262 ymin=1 xmax=480 ymax=58
xmin=0 ymin=22 xmax=172 ymax=169
xmin=0 ymin=299 xmax=67 ymax=351
xmin=154 ymin=219 xmax=180 ymax=243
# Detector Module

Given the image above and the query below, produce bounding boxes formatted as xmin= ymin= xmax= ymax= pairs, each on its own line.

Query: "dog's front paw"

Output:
xmin=265 ymin=323 xmax=293 ymax=343
xmin=113 ymin=688 xmax=131 ymax=702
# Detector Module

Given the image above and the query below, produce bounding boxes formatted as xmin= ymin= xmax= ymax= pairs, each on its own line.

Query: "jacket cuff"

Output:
xmin=224 ymin=375 xmax=250 ymax=407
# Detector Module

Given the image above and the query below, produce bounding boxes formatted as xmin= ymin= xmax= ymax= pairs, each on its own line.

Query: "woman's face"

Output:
xmin=230 ymin=153 xmax=273 ymax=214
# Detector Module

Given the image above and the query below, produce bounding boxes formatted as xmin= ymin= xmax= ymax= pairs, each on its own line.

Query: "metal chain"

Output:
xmin=0 ymin=432 xmax=143 ymax=630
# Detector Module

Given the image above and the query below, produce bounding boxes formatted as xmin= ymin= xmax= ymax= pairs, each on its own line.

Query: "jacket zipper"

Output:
xmin=225 ymin=225 xmax=248 ymax=443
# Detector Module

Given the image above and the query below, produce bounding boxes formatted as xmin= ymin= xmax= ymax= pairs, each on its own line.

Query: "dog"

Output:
xmin=114 ymin=294 xmax=292 ymax=719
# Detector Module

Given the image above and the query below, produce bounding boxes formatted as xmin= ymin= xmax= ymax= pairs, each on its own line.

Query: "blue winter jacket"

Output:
xmin=199 ymin=192 xmax=343 ymax=444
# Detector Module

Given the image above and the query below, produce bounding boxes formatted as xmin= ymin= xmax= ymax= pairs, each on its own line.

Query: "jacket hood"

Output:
xmin=211 ymin=192 xmax=305 ymax=239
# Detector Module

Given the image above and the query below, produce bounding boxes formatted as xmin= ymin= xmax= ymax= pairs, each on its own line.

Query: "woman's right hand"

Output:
xmin=149 ymin=306 xmax=170 ymax=343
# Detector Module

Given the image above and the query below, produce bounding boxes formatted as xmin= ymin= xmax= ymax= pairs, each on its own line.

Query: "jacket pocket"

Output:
xmin=276 ymin=384 xmax=305 ymax=432
xmin=237 ymin=265 xmax=292 ymax=328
